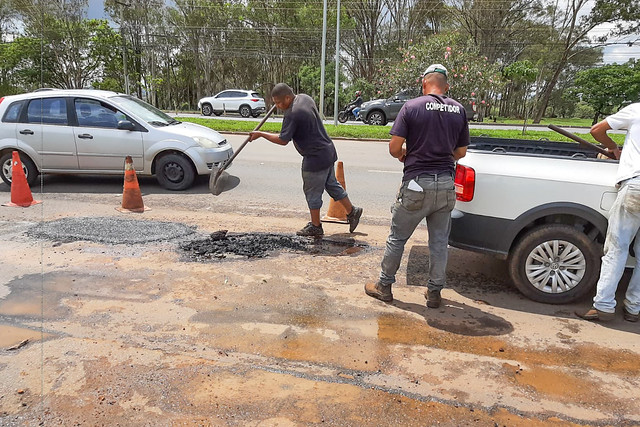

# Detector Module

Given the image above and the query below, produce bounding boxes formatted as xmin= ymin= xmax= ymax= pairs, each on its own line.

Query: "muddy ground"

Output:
xmin=0 ymin=189 xmax=639 ymax=426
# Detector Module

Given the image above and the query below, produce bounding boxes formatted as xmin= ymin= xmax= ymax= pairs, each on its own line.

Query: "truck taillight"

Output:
xmin=455 ymin=164 xmax=475 ymax=202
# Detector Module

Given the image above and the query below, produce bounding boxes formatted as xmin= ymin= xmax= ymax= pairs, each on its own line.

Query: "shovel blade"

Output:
xmin=209 ymin=166 xmax=229 ymax=196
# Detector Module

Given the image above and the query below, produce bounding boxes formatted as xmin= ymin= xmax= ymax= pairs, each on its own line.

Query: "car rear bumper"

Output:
xmin=449 ymin=208 xmax=512 ymax=258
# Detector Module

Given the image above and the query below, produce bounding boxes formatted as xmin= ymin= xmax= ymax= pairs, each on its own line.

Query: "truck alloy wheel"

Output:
xmin=507 ymin=224 xmax=601 ymax=304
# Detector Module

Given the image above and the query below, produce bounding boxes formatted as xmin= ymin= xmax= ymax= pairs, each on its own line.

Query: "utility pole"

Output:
xmin=319 ymin=0 xmax=328 ymax=119
xmin=333 ymin=0 xmax=341 ymax=126
xmin=116 ymin=0 xmax=130 ymax=95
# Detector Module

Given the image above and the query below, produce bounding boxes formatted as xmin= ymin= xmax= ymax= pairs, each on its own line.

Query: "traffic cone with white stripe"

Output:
xmin=116 ymin=156 xmax=147 ymax=213
xmin=2 ymin=151 xmax=41 ymax=208
xmin=321 ymin=161 xmax=349 ymax=224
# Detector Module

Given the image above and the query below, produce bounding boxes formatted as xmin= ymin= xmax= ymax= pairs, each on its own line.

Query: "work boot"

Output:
xmin=296 ymin=222 xmax=324 ymax=237
xmin=623 ymin=307 xmax=639 ymax=322
xmin=347 ymin=206 xmax=363 ymax=233
xmin=575 ymin=307 xmax=615 ymax=322
xmin=364 ymin=281 xmax=393 ymax=302
xmin=425 ymin=289 xmax=442 ymax=308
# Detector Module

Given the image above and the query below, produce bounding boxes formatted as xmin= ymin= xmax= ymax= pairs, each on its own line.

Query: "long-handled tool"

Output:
xmin=548 ymin=124 xmax=616 ymax=160
xmin=209 ymin=104 xmax=277 ymax=195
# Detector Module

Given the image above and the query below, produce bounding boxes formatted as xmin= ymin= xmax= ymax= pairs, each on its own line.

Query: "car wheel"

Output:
xmin=508 ymin=224 xmax=601 ymax=304
xmin=367 ymin=111 xmax=387 ymax=126
xmin=201 ymin=104 xmax=213 ymax=116
xmin=252 ymin=112 xmax=261 ymax=118
xmin=239 ymin=105 xmax=252 ymax=118
xmin=0 ymin=152 xmax=38 ymax=186
xmin=155 ymin=153 xmax=196 ymax=191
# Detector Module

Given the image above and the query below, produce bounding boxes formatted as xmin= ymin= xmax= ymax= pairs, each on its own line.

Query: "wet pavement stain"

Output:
xmin=0 ymin=324 xmax=53 ymax=349
xmin=377 ymin=313 xmax=640 ymax=375
xmin=0 ymin=273 xmax=75 ymax=320
xmin=179 ymin=230 xmax=367 ymax=260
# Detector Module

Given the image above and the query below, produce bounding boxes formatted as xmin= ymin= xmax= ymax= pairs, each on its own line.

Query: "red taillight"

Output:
xmin=250 ymin=98 xmax=260 ymax=102
xmin=0 ymin=97 xmax=4 ymax=105
xmin=454 ymin=164 xmax=475 ymax=202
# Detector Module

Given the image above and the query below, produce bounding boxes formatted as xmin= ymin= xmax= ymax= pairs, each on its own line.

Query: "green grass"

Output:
xmin=178 ymin=117 xmax=625 ymax=145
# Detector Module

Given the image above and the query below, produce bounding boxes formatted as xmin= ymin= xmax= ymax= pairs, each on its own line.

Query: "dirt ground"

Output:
xmin=0 ymin=190 xmax=639 ymax=426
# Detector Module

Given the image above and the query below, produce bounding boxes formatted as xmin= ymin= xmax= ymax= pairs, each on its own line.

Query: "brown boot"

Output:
xmin=425 ymin=289 xmax=442 ymax=308
xmin=575 ymin=307 xmax=615 ymax=322
xmin=364 ymin=281 xmax=392 ymax=302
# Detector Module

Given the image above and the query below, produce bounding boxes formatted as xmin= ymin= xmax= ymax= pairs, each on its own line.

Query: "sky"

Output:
xmin=85 ymin=0 xmax=639 ymax=65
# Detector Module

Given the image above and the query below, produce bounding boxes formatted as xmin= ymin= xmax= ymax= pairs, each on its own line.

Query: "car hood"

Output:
xmin=361 ymin=98 xmax=386 ymax=108
xmin=158 ymin=122 xmax=225 ymax=142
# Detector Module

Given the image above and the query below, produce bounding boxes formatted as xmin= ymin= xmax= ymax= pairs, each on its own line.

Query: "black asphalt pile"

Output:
xmin=27 ymin=217 xmax=196 ymax=244
xmin=180 ymin=230 xmax=367 ymax=260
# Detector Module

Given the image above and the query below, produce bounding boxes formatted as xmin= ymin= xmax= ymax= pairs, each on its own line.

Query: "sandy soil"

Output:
xmin=0 ymin=191 xmax=638 ymax=426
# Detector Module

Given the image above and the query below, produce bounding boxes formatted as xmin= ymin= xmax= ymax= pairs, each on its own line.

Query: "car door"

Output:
xmin=17 ymin=97 xmax=78 ymax=170
xmin=212 ymin=91 xmax=234 ymax=112
xmin=72 ymin=98 xmax=144 ymax=171
xmin=228 ymin=91 xmax=246 ymax=111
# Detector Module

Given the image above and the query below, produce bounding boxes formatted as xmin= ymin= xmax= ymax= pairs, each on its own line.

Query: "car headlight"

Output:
xmin=194 ymin=137 xmax=226 ymax=148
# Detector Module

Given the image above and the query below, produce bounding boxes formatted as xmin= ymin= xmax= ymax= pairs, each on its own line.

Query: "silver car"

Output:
xmin=198 ymin=89 xmax=266 ymax=118
xmin=0 ymin=89 xmax=233 ymax=190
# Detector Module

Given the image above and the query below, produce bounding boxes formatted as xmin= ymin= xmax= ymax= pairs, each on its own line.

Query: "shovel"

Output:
xmin=548 ymin=124 xmax=616 ymax=160
xmin=209 ymin=104 xmax=277 ymax=195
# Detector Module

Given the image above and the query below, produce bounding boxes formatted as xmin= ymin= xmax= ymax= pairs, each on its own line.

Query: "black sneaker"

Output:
xmin=297 ymin=222 xmax=324 ymax=237
xmin=347 ymin=206 xmax=363 ymax=233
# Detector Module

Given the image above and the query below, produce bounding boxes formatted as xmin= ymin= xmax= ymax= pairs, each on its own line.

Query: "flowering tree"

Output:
xmin=375 ymin=33 xmax=502 ymax=118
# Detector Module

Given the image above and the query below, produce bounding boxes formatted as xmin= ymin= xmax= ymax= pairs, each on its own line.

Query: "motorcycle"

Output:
xmin=337 ymin=106 xmax=360 ymax=123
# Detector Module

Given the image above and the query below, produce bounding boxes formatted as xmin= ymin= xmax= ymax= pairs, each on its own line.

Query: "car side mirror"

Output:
xmin=117 ymin=120 xmax=136 ymax=131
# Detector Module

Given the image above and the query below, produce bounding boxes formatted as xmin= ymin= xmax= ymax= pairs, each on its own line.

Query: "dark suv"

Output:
xmin=358 ymin=89 xmax=418 ymax=126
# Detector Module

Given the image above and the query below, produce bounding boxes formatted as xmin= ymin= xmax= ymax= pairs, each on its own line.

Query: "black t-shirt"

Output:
xmin=390 ymin=94 xmax=469 ymax=181
xmin=279 ymin=94 xmax=337 ymax=171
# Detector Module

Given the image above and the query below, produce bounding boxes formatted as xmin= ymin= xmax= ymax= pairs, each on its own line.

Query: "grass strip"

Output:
xmin=178 ymin=117 xmax=625 ymax=145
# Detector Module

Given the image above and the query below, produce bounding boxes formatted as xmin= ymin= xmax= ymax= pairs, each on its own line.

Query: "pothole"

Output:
xmin=179 ymin=230 xmax=367 ymax=260
xmin=27 ymin=216 xmax=196 ymax=244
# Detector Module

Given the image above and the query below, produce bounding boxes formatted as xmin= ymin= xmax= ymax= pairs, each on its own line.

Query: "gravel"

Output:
xmin=27 ymin=216 xmax=196 ymax=244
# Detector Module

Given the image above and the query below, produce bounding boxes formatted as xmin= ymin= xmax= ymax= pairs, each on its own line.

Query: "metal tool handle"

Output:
xmin=221 ymin=104 xmax=278 ymax=170
xmin=548 ymin=124 xmax=616 ymax=160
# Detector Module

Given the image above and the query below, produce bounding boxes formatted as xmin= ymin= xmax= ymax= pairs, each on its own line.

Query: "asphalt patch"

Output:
xmin=27 ymin=216 xmax=196 ymax=244
xmin=180 ymin=230 xmax=367 ymax=260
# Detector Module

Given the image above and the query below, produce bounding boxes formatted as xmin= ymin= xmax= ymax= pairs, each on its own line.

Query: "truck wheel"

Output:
xmin=508 ymin=224 xmax=601 ymax=304
xmin=0 ymin=152 xmax=39 ymax=186
xmin=156 ymin=153 xmax=195 ymax=191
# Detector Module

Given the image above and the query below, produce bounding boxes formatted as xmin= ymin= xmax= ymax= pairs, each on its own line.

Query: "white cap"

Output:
xmin=423 ymin=64 xmax=448 ymax=77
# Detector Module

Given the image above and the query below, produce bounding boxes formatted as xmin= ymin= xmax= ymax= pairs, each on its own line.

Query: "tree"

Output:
xmin=570 ymin=62 xmax=640 ymax=124
xmin=531 ymin=0 xmax=640 ymax=123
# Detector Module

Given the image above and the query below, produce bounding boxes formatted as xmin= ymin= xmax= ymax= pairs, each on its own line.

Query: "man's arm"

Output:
xmin=590 ymin=119 xmax=621 ymax=160
xmin=249 ymin=131 xmax=289 ymax=146
xmin=389 ymin=135 xmax=406 ymax=162
xmin=453 ymin=146 xmax=467 ymax=160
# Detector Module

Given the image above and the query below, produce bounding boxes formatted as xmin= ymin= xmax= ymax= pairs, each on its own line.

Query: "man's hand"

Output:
xmin=248 ymin=131 xmax=263 ymax=142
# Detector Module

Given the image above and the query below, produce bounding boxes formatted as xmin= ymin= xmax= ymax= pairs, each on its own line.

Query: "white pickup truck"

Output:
xmin=449 ymin=137 xmax=621 ymax=304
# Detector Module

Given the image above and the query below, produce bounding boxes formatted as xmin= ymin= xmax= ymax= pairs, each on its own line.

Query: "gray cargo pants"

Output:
xmin=379 ymin=173 xmax=456 ymax=292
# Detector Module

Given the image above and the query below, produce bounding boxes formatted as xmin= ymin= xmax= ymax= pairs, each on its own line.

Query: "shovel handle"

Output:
xmin=220 ymin=104 xmax=278 ymax=171
xmin=548 ymin=124 xmax=616 ymax=160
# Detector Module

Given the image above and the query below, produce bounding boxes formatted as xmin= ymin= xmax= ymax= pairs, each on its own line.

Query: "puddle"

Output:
xmin=0 ymin=324 xmax=53 ymax=349
xmin=179 ymin=230 xmax=367 ymax=260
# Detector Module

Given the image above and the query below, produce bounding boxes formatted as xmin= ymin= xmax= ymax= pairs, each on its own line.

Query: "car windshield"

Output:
xmin=110 ymin=95 xmax=180 ymax=126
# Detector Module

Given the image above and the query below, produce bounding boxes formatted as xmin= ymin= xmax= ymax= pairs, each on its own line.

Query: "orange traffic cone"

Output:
xmin=321 ymin=161 xmax=349 ymax=224
xmin=116 ymin=156 xmax=147 ymax=213
xmin=2 ymin=151 xmax=41 ymax=208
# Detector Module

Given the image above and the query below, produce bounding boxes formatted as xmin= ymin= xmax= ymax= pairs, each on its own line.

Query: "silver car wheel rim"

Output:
xmin=369 ymin=113 xmax=382 ymax=125
xmin=2 ymin=158 xmax=27 ymax=182
xmin=525 ymin=239 xmax=586 ymax=294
